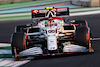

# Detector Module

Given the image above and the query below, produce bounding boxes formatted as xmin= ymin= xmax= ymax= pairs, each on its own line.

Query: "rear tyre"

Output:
xmin=75 ymin=27 xmax=89 ymax=47
xmin=15 ymin=24 xmax=33 ymax=32
xmin=73 ymin=20 xmax=87 ymax=27
xmin=11 ymin=32 xmax=26 ymax=56
xmin=16 ymin=25 xmax=25 ymax=32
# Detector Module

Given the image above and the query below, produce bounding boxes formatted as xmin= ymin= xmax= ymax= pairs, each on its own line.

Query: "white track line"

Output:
xmin=0 ymin=58 xmax=30 ymax=67
xmin=11 ymin=60 xmax=30 ymax=67
xmin=70 ymin=10 xmax=100 ymax=16
xmin=93 ymin=38 xmax=100 ymax=40
xmin=0 ymin=43 xmax=10 ymax=47
xmin=0 ymin=58 xmax=14 ymax=66
xmin=70 ymin=7 xmax=100 ymax=12
xmin=0 ymin=49 xmax=12 ymax=54
xmin=0 ymin=59 xmax=5 ymax=62
xmin=0 ymin=13 xmax=31 ymax=18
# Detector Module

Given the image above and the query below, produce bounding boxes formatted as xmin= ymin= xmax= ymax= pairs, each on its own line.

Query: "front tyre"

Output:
xmin=75 ymin=27 xmax=90 ymax=48
xmin=11 ymin=32 xmax=27 ymax=56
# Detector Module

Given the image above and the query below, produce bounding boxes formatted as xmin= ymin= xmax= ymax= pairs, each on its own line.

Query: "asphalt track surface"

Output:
xmin=0 ymin=14 xmax=100 ymax=67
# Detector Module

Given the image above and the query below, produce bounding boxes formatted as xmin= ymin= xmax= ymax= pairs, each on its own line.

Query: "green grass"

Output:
xmin=0 ymin=0 xmax=57 ymax=9
xmin=0 ymin=54 xmax=12 ymax=58
xmin=0 ymin=46 xmax=11 ymax=50
xmin=0 ymin=15 xmax=31 ymax=21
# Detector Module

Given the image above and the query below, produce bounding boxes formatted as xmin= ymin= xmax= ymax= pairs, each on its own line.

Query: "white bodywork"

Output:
xmin=19 ymin=47 xmax=43 ymax=56
xmin=20 ymin=17 xmax=91 ymax=56
xmin=47 ymin=36 xmax=57 ymax=50
xmin=63 ymin=44 xmax=88 ymax=52
xmin=26 ymin=18 xmax=77 ymax=53
xmin=19 ymin=44 xmax=88 ymax=56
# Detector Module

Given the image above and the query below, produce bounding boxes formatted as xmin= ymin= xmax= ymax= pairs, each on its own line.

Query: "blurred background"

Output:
xmin=0 ymin=0 xmax=62 ymax=4
xmin=0 ymin=0 xmax=100 ymax=7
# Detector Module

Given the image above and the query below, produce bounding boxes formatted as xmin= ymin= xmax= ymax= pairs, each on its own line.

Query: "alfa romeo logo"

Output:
xmin=34 ymin=10 xmax=38 ymax=14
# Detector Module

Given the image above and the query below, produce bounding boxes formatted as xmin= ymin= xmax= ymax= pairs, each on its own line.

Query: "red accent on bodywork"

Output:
xmin=25 ymin=34 xmax=28 ymax=50
xmin=56 ymin=29 xmax=57 ymax=33
xmin=67 ymin=7 xmax=69 ymax=11
xmin=86 ymin=21 xmax=88 ymax=27
xmin=49 ymin=17 xmax=63 ymax=26
xmin=65 ymin=51 xmax=89 ymax=54
xmin=32 ymin=7 xmax=69 ymax=14
xmin=88 ymin=28 xmax=90 ymax=42
xmin=51 ymin=17 xmax=63 ymax=20
xmin=39 ymin=17 xmax=63 ymax=27
xmin=39 ymin=17 xmax=63 ymax=21
xmin=28 ymin=54 xmax=40 ymax=56
xmin=39 ymin=18 xmax=50 ymax=21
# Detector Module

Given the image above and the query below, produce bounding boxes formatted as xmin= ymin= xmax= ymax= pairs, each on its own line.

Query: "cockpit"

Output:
xmin=38 ymin=17 xmax=64 ymax=28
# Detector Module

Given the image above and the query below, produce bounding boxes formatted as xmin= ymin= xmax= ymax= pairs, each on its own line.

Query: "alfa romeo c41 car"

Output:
xmin=11 ymin=7 xmax=94 ymax=57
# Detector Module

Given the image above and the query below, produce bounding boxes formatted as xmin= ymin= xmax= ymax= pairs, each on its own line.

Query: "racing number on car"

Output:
xmin=48 ymin=30 xmax=55 ymax=33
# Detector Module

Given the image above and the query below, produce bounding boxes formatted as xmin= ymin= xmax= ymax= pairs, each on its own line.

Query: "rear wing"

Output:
xmin=31 ymin=7 xmax=69 ymax=18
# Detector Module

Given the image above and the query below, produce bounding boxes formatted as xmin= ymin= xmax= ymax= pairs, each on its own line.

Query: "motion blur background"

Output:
xmin=1 ymin=0 xmax=62 ymax=4
xmin=0 ymin=0 xmax=40 ymax=4
xmin=0 ymin=0 xmax=100 ymax=7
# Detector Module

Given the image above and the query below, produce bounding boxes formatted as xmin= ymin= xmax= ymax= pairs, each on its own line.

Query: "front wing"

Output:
xmin=16 ymin=44 xmax=94 ymax=57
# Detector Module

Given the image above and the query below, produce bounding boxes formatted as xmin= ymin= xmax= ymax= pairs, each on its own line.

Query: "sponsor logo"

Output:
xmin=50 ymin=41 xmax=54 ymax=42
xmin=48 ymin=30 xmax=55 ymax=33
xmin=39 ymin=10 xmax=48 ymax=13
xmin=57 ymin=8 xmax=67 ymax=12
xmin=33 ymin=10 xmax=38 ymax=14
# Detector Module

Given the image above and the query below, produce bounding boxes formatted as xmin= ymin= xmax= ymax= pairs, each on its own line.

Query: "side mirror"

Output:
xmin=32 ymin=19 xmax=38 ymax=25
xmin=63 ymin=17 xmax=70 ymax=23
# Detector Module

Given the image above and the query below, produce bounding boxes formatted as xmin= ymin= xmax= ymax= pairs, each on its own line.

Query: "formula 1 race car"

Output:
xmin=11 ymin=7 xmax=94 ymax=57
